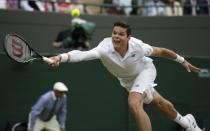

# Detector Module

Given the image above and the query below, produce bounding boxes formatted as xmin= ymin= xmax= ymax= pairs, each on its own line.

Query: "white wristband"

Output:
xmin=59 ymin=53 xmax=69 ymax=63
xmin=174 ymin=54 xmax=185 ymax=63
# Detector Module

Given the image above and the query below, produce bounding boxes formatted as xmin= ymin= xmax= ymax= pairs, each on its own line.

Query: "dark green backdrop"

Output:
xmin=1 ymin=54 xmax=210 ymax=131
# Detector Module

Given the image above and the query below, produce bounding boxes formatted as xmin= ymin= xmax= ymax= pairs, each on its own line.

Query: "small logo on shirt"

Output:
xmin=135 ymin=84 xmax=139 ymax=87
xmin=131 ymin=54 xmax=136 ymax=57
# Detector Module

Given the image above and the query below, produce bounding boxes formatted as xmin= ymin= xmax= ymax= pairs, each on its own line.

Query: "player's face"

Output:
xmin=112 ymin=26 xmax=130 ymax=50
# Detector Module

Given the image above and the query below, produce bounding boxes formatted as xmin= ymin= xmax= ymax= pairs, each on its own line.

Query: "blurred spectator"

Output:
xmin=130 ymin=0 xmax=139 ymax=15
xmin=71 ymin=0 xmax=84 ymax=13
xmin=53 ymin=9 xmax=96 ymax=50
xmin=183 ymin=0 xmax=209 ymax=15
xmin=143 ymin=0 xmax=166 ymax=16
xmin=113 ymin=0 xmax=132 ymax=15
xmin=20 ymin=0 xmax=45 ymax=11
xmin=105 ymin=0 xmax=132 ymax=15
xmin=165 ymin=0 xmax=183 ymax=16
xmin=54 ymin=0 xmax=73 ymax=13
xmin=43 ymin=0 xmax=55 ymax=12
xmin=104 ymin=0 xmax=122 ymax=15
xmin=54 ymin=0 xmax=84 ymax=14
xmin=79 ymin=0 xmax=103 ymax=15
xmin=130 ymin=0 xmax=146 ymax=15
xmin=0 ymin=0 xmax=7 ymax=9
xmin=6 ymin=0 xmax=19 ymax=10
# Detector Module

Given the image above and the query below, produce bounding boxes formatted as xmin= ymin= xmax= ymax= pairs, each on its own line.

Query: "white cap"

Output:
xmin=53 ymin=82 xmax=68 ymax=92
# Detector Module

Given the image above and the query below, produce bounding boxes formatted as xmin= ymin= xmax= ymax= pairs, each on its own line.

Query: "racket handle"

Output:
xmin=42 ymin=57 xmax=54 ymax=64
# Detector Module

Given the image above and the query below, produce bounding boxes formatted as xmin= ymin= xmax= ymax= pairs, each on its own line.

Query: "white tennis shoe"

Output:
xmin=184 ymin=114 xmax=202 ymax=131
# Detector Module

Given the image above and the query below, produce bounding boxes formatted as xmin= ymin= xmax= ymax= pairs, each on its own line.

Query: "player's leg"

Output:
xmin=151 ymin=91 xmax=177 ymax=119
xmin=151 ymin=91 xmax=202 ymax=131
xmin=128 ymin=92 xmax=152 ymax=131
xmin=127 ymin=63 xmax=157 ymax=131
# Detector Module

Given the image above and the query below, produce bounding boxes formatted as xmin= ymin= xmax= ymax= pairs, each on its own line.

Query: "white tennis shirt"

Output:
xmin=69 ymin=37 xmax=154 ymax=87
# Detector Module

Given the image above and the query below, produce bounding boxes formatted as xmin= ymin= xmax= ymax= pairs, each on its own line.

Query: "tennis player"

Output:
xmin=49 ymin=21 xmax=201 ymax=131
xmin=28 ymin=82 xmax=68 ymax=131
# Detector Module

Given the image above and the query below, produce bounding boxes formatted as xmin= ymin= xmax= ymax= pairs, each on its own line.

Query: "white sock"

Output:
xmin=174 ymin=113 xmax=190 ymax=129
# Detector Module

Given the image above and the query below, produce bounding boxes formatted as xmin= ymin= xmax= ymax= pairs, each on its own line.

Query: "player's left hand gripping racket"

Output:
xmin=3 ymin=34 xmax=54 ymax=64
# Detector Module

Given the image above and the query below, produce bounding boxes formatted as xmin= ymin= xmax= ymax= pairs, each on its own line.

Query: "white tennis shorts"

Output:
xmin=119 ymin=63 xmax=157 ymax=104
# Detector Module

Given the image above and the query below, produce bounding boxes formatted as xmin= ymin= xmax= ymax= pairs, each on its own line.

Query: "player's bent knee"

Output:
xmin=151 ymin=97 xmax=161 ymax=107
xmin=128 ymin=99 xmax=144 ymax=112
xmin=128 ymin=92 xmax=145 ymax=111
xmin=128 ymin=102 xmax=144 ymax=113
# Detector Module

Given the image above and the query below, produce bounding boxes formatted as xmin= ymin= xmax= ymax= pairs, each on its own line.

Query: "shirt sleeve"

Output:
xmin=68 ymin=40 xmax=105 ymax=62
xmin=57 ymin=96 xmax=67 ymax=128
xmin=131 ymin=37 xmax=153 ymax=56
xmin=141 ymin=43 xmax=153 ymax=56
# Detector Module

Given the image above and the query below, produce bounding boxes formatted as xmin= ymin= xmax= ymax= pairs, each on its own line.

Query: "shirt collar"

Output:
xmin=110 ymin=39 xmax=134 ymax=56
xmin=110 ymin=40 xmax=132 ymax=53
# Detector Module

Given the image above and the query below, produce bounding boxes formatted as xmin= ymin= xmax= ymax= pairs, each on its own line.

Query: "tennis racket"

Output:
xmin=3 ymin=34 xmax=53 ymax=64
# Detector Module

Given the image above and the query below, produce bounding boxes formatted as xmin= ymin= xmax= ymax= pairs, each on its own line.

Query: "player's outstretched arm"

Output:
xmin=49 ymin=49 xmax=100 ymax=67
xmin=151 ymin=47 xmax=201 ymax=73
